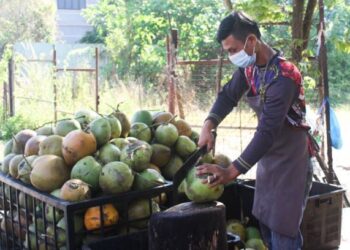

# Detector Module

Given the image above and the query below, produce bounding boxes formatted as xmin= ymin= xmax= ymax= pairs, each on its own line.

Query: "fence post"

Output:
xmin=318 ymin=0 xmax=333 ymax=184
xmin=212 ymin=47 xmax=225 ymax=156
xmin=8 ymin=58 xmax=15 ymax=116
xmin=167 ymin=29 xmax=178 ymax=115
xmin=95 ymin=47 xmax=99 ymax=113
xmin=2 ymin=81 xmax=8 ymax=121
xmin=53 ymin=49 xmax=58 ymax=123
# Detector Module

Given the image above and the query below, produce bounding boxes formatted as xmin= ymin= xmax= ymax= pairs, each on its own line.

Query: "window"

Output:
xmin=57 ymin=0 xmax=86 ymax=10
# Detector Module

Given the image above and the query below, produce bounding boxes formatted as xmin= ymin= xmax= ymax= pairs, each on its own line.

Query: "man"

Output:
xmin=196 ymin=11 xmax=313 ymax=250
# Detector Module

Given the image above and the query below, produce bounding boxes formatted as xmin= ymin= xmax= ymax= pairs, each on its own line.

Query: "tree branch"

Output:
xmin=223 ymin=0 xmax=233 ymax=11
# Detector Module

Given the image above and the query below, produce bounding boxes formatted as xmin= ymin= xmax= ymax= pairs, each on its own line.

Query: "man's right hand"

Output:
xmin=198 ymin=119 xmax=216 ymax=151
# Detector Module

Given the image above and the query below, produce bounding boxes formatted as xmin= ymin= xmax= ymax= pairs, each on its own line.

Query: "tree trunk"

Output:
xmin=149 ymin=202 xmax=227 ymax=250
xmin=291 ymin=0 xmax=305 ymax=62
xmin=302 ymin=0 xmax=317 ymax=50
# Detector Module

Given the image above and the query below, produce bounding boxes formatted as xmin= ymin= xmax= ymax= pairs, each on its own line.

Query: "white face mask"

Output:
xmin=229 ymin=37 xmax=256 ymax=68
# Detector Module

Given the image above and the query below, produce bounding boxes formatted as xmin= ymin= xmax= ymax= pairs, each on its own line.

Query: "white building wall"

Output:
xmin=56 ymin=0 xmax=99 ymax=43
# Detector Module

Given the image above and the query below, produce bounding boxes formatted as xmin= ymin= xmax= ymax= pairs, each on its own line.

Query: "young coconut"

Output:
xmin=99 ymin=162 xmax=134 ymax=194
xmin=71 ymin=156 xmax=102 ymax=191
xmin=9 ymin=154 xmax=24 ymax=178
xmin=60 ymin=179 xmax=91 ymax=202
xmin=17 ymin=155 xmax=38 ymax=184
xmin=24 ymin=135 xmax=47 ymax=156
xmin=30 ymin=155 xmax=70 ymax=193
xmin=62 ymin=130 xmax=97 ymax=166
xmin=184 ymin=167 xmax=224 ymax=203
xmin=111 ymin=105 xmax=131 ymax=138
xmin=1 ymin=153 xmax=16 ymax=174
xmin=120 ymin=140 xmax=153 ymax=172
xmin=38 ymin=135 xmax=63 ymax=157
xmin=12 ymin=129 xmax=37 ymax=154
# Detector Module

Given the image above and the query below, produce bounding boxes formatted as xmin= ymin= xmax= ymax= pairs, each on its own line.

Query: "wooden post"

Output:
xmin=95 ymin=47 xmax=99 ymax=113
xmin=2 ymin=82 xmax=8 ymax=121
xmin=176 ymin=85 xmax=185 ymax=119
xmin=213 ymin=47 xmax=225 ymax=156
xmin=53 ymin=49 xmax=58 ymax=123
xmin=167 ymin=29 xmax=178 ymax=115
xmin=8 ymin=58 xmax=14 ymax=116
xmin=318 ymin=0 xmax=334 ymax=184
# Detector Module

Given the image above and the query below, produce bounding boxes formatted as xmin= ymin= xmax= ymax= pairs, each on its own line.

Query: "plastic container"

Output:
xmin=0 ymin=172 xmax=172 ymax=250
xmin=226 ymin=180 xmax=345 ymax=250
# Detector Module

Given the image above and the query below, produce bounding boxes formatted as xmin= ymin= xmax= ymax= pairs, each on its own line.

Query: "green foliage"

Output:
xmin=0 ymin=115 xmax=35 ymax=141
xmin=82 ymin=0 xmax=226 ymax=85
xmin=0 ymin=0 xmax=56 ymax=54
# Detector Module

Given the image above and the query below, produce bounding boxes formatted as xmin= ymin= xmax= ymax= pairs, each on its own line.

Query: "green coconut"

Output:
xmin=36 ymin=125 xmax=54 ymax=136
xmin=110 ymin=137 xmax=132 ymax=150
xmin=71 ymin=156 xmax=102 ymax=191
xmin=74 ymin=109 xmax=99 ymax=127
xmin=120 ymin=140 xmax=152 ymax=172
xmin=133 ymin=169 xmax=166 ymax=191
xmin=175 ymin=135 xmax=197 ymax=158
xmin=12 ymin=129 xmax=37 ymax=154
xmin=152 ymin=111 xmax=175 ymax=125
xmin=54 ymin=119 xmax=81 ymax=137
xmin=128 ymin=199 xmax=160 ymax=229
xmin=190 ymin=130 xmax=200 ymax=144
xmin=226 ymin=219 xmax=246 ymax=242
xmin=57 ymin=215 xmax=84 ymax=233
xmin=246 ymin=238 xmax=266 ymax=250
xmin=99 ymin=161 xmax=134 ymax=194
xmin=150 ymin=144 xmax=171 ymax=168
xmin=1 ymin=153 xmax=16 ymax=174
xmin=24 ymin=135 xmax=46 ymax=156
xmin=184 ymin=167 xmax=224 ymax=203
xmin=155 ymin=123 xmax=179 ymax=147
xmin=3 ymin=139 xmax=14 ymax=156
xmin=213 ymin=153 xmax=232 ymax=168
xmin=38 ymin=135 xmax=63 ymax=157
xmin=89 ymin=117 xmax=112 ymax=147
xmin=174 ymin=119 xmax=192 ymax=137
xmin=95 ymin=143 xmax=121 ymax=165
xmin=161 ymin=154 xmax=183 ymax=180
xmin=17 ymin=155 xmax=38 ymax=184
xmin=30 ymin=155 xmax=70 ymax=193
xmin=9 ymin=154 xmax=24 ymax=178
xmin=246 ymin=226 xmax=262 ymax=240
xmin=45 ymin=189 xmax=64 ymax=223
xmin=107 ymin=115 xmax=122 ymax=139
xmin=131 ymin=110 xmax=153 ymax=126
xmin=199 ymin=152 xmax=214 ymax=164
xmin=129 ymin=122 xmax=152 ymax=142
xmin=112 ymin=110 xmax=131 ymax=138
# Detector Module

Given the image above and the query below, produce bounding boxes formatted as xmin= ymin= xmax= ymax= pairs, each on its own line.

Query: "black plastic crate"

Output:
xmin=224 ymin=180 xmax=345 ymax=250
xmin=0 ymin=172 xmax=172 ymax=250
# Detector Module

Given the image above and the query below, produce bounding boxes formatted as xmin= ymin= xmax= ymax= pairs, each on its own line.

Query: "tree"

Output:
xmin=0 ymin=0 xmax=56 ymax=56
xmin=82 ymin=0 xmax=226 ymax=85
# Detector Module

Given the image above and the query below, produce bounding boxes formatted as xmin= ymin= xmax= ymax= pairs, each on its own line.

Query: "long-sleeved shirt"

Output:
xmin=206 ymin=54 xmax=308 ymax=174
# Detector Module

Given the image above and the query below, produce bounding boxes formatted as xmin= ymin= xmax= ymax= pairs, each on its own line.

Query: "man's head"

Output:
xmin=217 ymin=11 xmax=261 ymax=67
xmin=217 ymin=11 xmax=261 ymax=44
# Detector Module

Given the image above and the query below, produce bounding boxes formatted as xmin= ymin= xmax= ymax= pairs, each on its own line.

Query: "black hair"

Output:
xmin=216 ymin=11 xmax=261 ymax=43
